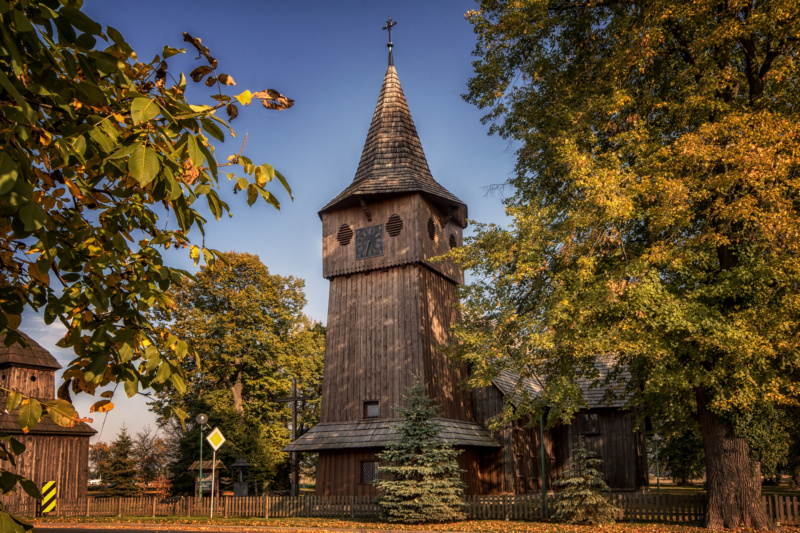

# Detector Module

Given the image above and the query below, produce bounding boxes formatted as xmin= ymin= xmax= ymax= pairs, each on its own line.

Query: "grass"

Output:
xmin=31 ymin=516 xmax=800 ymax=533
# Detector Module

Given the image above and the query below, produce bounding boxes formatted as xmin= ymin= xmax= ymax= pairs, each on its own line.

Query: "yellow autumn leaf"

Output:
xmin=190 ymin=244 xmax=200 ymax=265
xmin=234 ymin=90 xmax=252 ymax=106
xmin=89 ymin=399 xmax=114 ymax=413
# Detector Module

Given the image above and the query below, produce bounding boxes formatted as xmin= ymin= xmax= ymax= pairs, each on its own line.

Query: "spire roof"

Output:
xmin=319 ymin=62 xmax=466 ymax=224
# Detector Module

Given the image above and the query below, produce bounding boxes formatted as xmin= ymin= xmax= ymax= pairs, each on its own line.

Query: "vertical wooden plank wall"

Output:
xmin=0 ymin=434 xmax=90 ymax=504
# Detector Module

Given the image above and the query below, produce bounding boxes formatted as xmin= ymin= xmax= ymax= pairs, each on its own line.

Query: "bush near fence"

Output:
xmin=9 ymin=493 xmax=799 ymax=526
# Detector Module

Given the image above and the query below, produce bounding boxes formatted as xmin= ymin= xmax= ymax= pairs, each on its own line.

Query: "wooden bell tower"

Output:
xmin=286 ymin=29 xmax=498 ymax=496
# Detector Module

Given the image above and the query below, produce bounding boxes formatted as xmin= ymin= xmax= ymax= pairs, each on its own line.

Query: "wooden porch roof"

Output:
xmin=284 ymin=417 xmax=499 ymax=452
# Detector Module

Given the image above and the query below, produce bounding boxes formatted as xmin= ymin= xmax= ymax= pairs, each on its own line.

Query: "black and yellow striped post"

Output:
xmin=41 ymin=481 xmax=56 ymax=515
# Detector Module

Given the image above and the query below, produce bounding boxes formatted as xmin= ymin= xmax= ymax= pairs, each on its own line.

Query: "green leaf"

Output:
xmin=162 ymin=45 xmax=185 ymax=59
xmin=18 ymin=399 xmax=42 ymax=433
xmin=5 ymin=391 xmax=22 ymax=412
xmin=185 ymin=135 xmax=205 ymax=168
xmin=130 ymin=97 xmax=160 ymax=125
xmin=19 ymin=201 xmax=47 ymax=231
xmin=127 ymin=144 xmax=160 ymax=186
xmin=45 ymin=399 xmax=77 ymax=427
xmin=0 ymin=153 xmax=19 ymax=195
xmin=118 ymin=342 xmax=133 ymax=363
xmin=124 ymin=377 xmax=137 ymax=398
xmin=106 ymin=142 xmax=137 ymax=160
xmin=246 ymin=183 xmax=258 ymax=206
xmin=275 ymin=169 xmax=293 ymax=200
xmin=170 ymin=371 xmax=186 ymax=395
xmin=200 ymin=118 xmax=224 ymax=142
xmin=154 ymin=362 xmax=170 ymax=383
xmin=18 ymin=478 xmax=40 ymax=500
xmin=175 ymin=340 xmax=188 ymax=360
xmin=0 ymin=509 xmax=27 ymax=533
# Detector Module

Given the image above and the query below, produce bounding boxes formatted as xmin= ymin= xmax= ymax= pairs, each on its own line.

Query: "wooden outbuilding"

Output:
xmin=286 ymin=40 xmax=647 ymax=496
xmin=0 ymin=332 xmax=95 ymax=504
xmin=188 ymin=459 xmax=225 ymax=498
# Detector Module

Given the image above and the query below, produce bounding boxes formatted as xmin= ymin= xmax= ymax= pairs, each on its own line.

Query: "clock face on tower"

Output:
xmin=355 ymin=224 xmax=384 ymax=260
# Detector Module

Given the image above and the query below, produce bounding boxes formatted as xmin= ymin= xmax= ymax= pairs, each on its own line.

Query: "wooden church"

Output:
xmin=0 ymin=332 xmax=95 ymax=504
xmin=286 ymin=33 xmax=648 ymax=495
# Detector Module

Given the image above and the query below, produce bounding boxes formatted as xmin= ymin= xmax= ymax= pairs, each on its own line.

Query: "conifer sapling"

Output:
xmin=376 ymin=376 xmax=466 ymax=523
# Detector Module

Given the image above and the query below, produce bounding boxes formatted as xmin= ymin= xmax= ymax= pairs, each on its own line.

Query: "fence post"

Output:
xmin=264 ymin=495 xmax=269 ymax=519
xmin=85 ymin=497 xmax=90 ymax=517
xmin=151 ymin=497 xmax=156 ymax=517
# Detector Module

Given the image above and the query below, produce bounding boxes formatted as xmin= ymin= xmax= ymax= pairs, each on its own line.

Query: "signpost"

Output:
xmin=206 ymin=426 xmax=226 ymax=519
xmin=41 ymin=481 xmax=56 ymax=515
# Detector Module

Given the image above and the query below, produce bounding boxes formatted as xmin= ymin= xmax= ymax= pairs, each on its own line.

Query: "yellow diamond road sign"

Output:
xmin=206 ymin=427 xmax=226 ymax=451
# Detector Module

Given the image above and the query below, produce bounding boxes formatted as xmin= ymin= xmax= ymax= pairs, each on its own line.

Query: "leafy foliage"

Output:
xmin=553 ymin=436 xmax=618 ymax=525
xmin=656 ymin=430 xmax=705 ymax=485
xmin=88 ymin=441 xmax=111 ymax=480
xmin=376 ymin=377 xmax=466 ymax=524
xmin=103 ymin=426 xmax=139 ymax=497
xmin=451 ymin=0 xmax=800 ymax=527
xmin=0 ymin=0 xmax=295 ymax=519
xmin=149 ymin=252 xmax=324 ymax=493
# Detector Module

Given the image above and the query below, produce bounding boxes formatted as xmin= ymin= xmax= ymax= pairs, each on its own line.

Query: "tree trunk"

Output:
xmin=231 ymin=370 xmax=244 ymax=414
xmin=696 ymin=389 xmax=778 ymax=531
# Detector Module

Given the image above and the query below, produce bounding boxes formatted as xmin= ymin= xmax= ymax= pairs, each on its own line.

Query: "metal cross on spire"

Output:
xmin=382 ymin=16 xmax=397 ymax=66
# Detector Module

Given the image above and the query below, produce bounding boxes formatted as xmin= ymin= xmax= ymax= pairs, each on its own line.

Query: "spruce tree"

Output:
xmin=376 ymin=377 xmax=466 ymax=523
xmin=103 ymin=427 xmax=140 ymax=497
xmin=553 ymin=436 xmax=618 ymax=524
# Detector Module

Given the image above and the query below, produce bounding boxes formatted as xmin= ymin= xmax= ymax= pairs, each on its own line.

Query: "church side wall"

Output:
xmin=316 ymin=447 xmax=483 ymax=497
xmin=0 ymin=433 xmax=89 ymax=504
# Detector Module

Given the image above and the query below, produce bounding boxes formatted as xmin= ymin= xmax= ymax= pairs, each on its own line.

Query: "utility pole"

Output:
xmin=276 ymin=378 xmax=310 ymax=496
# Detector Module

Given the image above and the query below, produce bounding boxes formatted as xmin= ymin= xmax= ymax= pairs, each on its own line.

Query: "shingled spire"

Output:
xmin=319 ymin=53 xmax=466 ymax=226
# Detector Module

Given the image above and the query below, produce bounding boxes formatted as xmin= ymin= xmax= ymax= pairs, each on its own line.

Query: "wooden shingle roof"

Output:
xmin=319 ymin=63 xmax=467 ymax=225
xmin=492 ymin=359 xmax=632 ymax=409
xmin=284 ymin=417 xmax=499 ymax=452
xmin=0 ymin=332 xmax=61 ymax=370
xmin=0 ymin=413 xmax=96 ymax=436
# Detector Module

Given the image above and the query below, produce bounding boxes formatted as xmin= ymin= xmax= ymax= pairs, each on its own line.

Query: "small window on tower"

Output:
xmin=427 ymin=217 xmax=436 ymax=240
xmin=363 ymin=401 xmax=379 ymax=419
xmin=361 ymin=461 xmax=380 ymax=484
xmin=580 ymin=413 xmax=600 ymax=435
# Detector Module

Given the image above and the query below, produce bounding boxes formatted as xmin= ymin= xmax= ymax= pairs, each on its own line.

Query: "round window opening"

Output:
xmin=30 ymin=375 xmax=37 ymax=382
xmin=337 ymin=224 xmax=354 ymax=246
xmin=386 ymin=214 xmax=403 ymax=237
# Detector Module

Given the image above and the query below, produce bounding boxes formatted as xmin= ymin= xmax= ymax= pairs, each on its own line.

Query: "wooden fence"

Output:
xmin=7 ymin=493 xmax=798 ymax=525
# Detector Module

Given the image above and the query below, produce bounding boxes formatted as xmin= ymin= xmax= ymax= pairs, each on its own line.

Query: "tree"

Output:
xmin=149 ymin=252 xmax=324 ymax=493
xmin=0 ymin=0 xmax=293 ymax=522
xmin=659 ymin=429 xmax=706 ymax=485
xmin=88 ymin=441 xmax=112 ymax=481
xmin=553 ymin=436 xmax=618 ymax=525
xmin=103 ymin=426 xmax=139 ymax=497
xmin=453 ymin=1 xmax=800 ymax=530
xmin=132 ymin=426 xmax=170 ymax=486
xmin=376 ymin=377 xmax=465 ymax=524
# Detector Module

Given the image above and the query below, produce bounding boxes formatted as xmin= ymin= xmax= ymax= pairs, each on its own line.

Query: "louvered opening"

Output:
xmin=449 ymin=233 xmax=458 ymax=249
xmin=337 ymin=224 xmax=353 ymax=246
xmin=427 ymin=217 xmax=436 ymax=240
xmin=386 ymin=214 xmax=403 ymax=236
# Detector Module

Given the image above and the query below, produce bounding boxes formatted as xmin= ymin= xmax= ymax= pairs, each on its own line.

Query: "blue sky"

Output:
xmin=21 ymin=1 xmax=518 ymax=441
